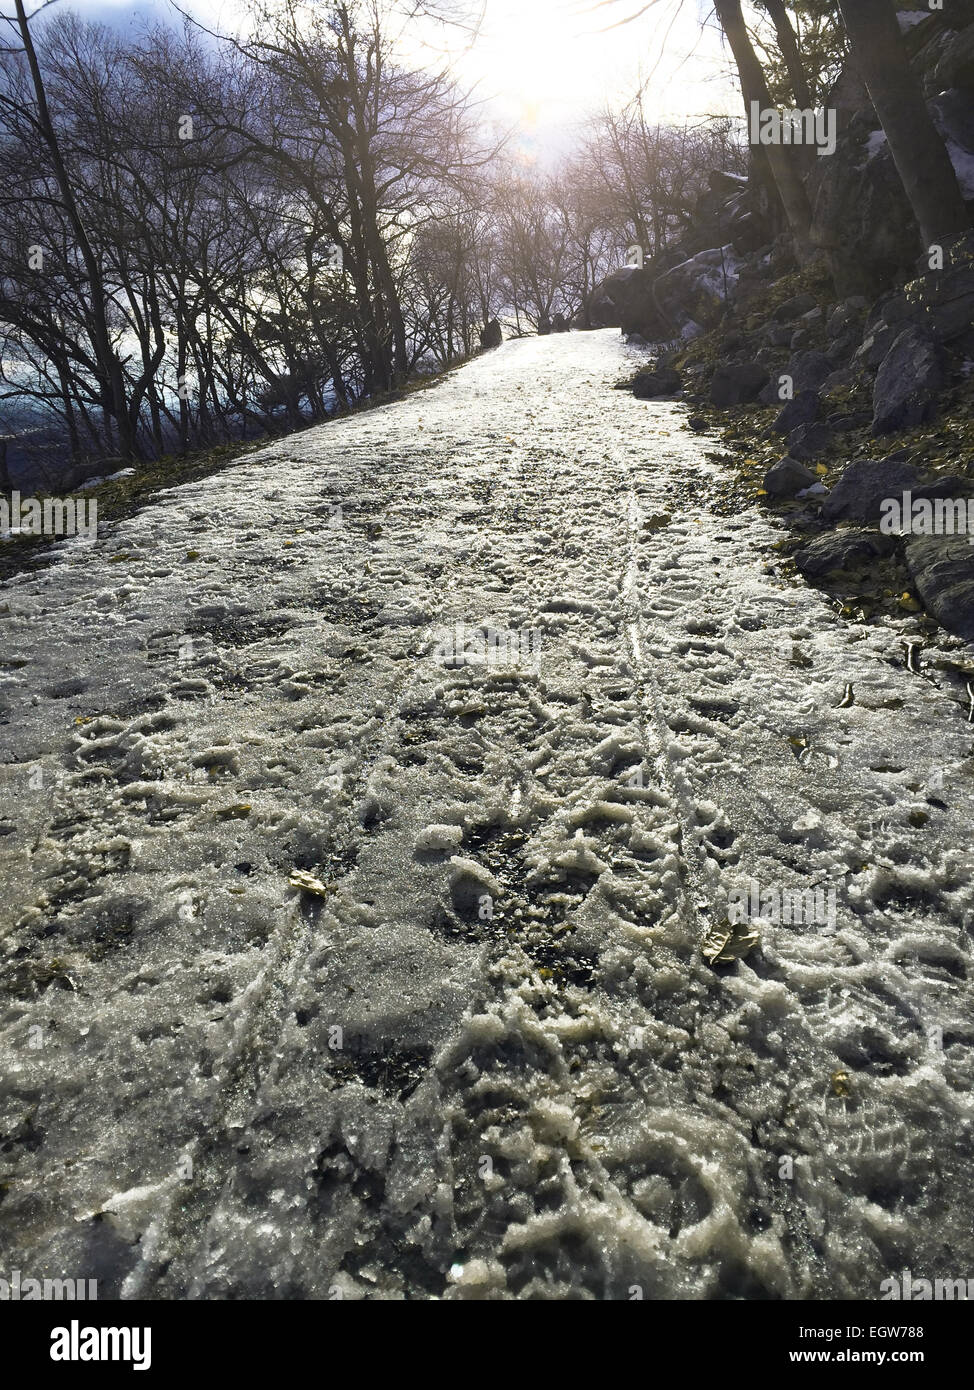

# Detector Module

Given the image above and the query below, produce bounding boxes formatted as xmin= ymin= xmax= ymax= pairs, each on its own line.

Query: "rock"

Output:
xmin=764 ymin=457 xmax=815 ymax=498
xmin=872 ymin=327 xmax=943 ymax=434
xmin=584 ymin=265 xmax=660 ymax=334
xmin=773 ymin=293 xmax=817 ymax=322
xmin=906 ymin=535 xmax=974 ymax=640
xmin=810 ymin=124 xmax=922 ymax=297
xmin=707 ymin=168 xmax=749 ymax=196
xmin=773 ymin=390 xmax=821 ymax=434
xmin=709 ymin=361 xmax=769 ymax=407
xmin=914 ymin=474 xmax=974 ymax=501
xmin=827 ymin=329 xmax=861 ymax=363
xmin=653 ymin=245 xmax=743 ymax=337
xmin=933 ymin=25 xmax=974 ymax=96
xmin=916 ymin=265 xmax=974 ymax=345
xmin=932 ymin=87 xmax=974 ymax=190
xmin=480 ymin=319 xmax=503 ymax=349
xmin=853 ymin=322 xmax=899 ymax=370
xmin=765 ymin=324 xmax=794 ymax=348
xmin=828 ymin=410 xmax=873 ymax=433
xmin=821 ymin=367 xmax=860 ymax=394
xmin=787 ymin=421 xmax=833 ymax=460
xmin=788 ymin=350 xmax=833 ymax=394
xmin=822 ymin=456 xmax=922 ymax=525
xmin=794 ymin=530 xmax=900 ymax=579
xmin=827 ymin=297 xmax=867 ymax=338
xmin=632 ymin=367 xmax=681 ymax=398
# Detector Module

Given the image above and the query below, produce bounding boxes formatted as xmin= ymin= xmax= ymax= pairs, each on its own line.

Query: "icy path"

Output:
xmin=2 ymin=330 xmax=974 ymax=1300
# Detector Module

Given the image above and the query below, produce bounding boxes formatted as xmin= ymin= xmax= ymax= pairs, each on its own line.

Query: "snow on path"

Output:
xmin=2 ymin=330 xmax=973 ymax=1299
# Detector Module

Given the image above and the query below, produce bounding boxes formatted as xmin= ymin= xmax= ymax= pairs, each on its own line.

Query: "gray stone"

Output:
xmin=854 ymin=322 xmax=899 ymax=370
xmin=906 ymin=535 xmax=974 ymax=640
xmin=773 ymin=390 xmax=820 ymax=434
xmin=787 ymin=421 xmax=833 ymax=460
xmin=773 ymin=293 xmax=817 ymax=322
xmin=810 ymin=130 xmax=921 ymax=298
xmin=822 ymin=456 xmax=922 ymax=525
xmin=933 ymin=28 xmax=974 ymax=96
xmin=584 ymin=265 xmax=661 ymax=335
xmin=919 ymin=265 xmax=974 ymax=344
xmin=764 ymin=457 xmax=816 ymax=498
xmin=632 ymin=367 xmax=681 ymax=398
xmin=872 ymin=327 xmax=943 ymax=435
xmin=914 ymin=475 xmax=974 ymax=502
xmin=709 ymin=361 xmax=769 ymax=407
xmin=821 ymin=367 xmax=858 ymax=393
xmin=794 ymin=530 xmax=900 ymax=579
xmin=788 ymin=350 xmax=833 ymax=394
xmin=653 ymin=245 xmax=742 ymax=337
xmin=827 ymin=298 xmax=867 ymax=338
xmin=765 ymin=325 xmax=794 ymax=348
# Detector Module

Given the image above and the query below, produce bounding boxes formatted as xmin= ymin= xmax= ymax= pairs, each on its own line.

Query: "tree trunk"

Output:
xmin=714 ymin=0 xmax=813 ymax=254
xmin=14 ymin=0 xmax=137 ymax=460
xmin=764 ymin=0 xmax=812 ymax=108
xmin=836 ymin=0 xmax=970 ymax=250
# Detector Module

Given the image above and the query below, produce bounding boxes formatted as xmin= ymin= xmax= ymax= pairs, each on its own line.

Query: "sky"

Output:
xmin=28 ymin=0 xmax=741 ymax=159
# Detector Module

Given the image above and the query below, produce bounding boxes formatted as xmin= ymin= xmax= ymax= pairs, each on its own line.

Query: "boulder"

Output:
xmin=584 ymin=265 xmax=661 ymax=334
xmin=809 ymin=122 xmax=921 ymax=297
xmin=915 ymin=265 xmax=974 ymax=345
xmin=710 ymin=361 xmax=769 ymax=407
xmin=872 ymin=327 xmax=943 ymax=434
xmin=765 ymin=324 xmax=795 ymax=348
xmin=827 ymin=297 xmax=867 ymax=338
xmin=764 ymin=457 xmax=816 ymax=498
xmin=632 ymin=367 xmax=681 ymax=398
xmin=821 ymin=367 xmax=859 ymax=393
xmin=828 ymin=410 xmax=873 ymax=433
xmin=773 ymin=390 xmax=821 ymax=434
xmin=787 ymin=421 xmax=833 ymax=460
xmin=794 ymin=530 xmax=900 ymax=579
xmin=653 ymin=245 xmax=743 ymax=337
xmin=914 ymin=474 xmax=974 ymax=501
xmin=906 ymin=535 xmax=974 ymax=640
xmin=933 ymin=25 xmax=974 ymax=96
xmin=773 ymin=293 xmax=818 ymax=322
xmin=853 ymin=322 xmax=899 ymax=370
xmin=480 ymin=319 xmax=503 ymax=349
xmin=822 ymin=456 xmax=922 ymax=525
xmin=788 ymin=350 xmax=834 ymax=394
